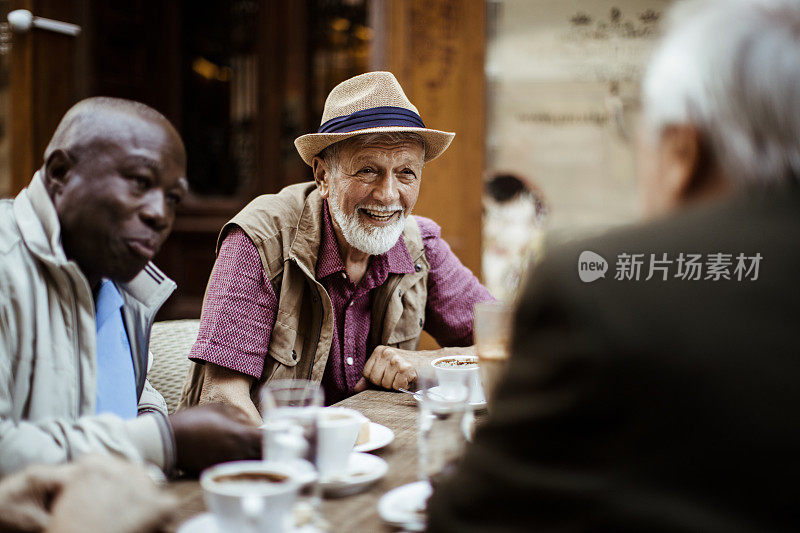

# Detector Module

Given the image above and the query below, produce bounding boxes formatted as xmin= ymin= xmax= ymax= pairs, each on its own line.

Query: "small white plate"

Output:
xmin=320 ymin=452 xmax=388 ymax=497
xmin=177 ymin=512 xmax=321 ymax=533
xmin=377 ymin=480 xmax=432 ymax=531
xmin=353 ymin=422 xmax=395 ymax=452
xmin=413 ymin=386 xmax=487 ymax=409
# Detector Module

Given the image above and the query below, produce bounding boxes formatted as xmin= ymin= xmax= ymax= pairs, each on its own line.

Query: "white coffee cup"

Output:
xmin=316 ymin=407 xmax=366 ymax=480
xmin=431 ymin=355 xmax=485 ymax=404
xmin=200 ymin=460 xmax=301 ymax=533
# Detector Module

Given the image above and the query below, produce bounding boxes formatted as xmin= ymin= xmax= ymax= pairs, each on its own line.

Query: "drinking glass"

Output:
xmin=260 ymin=379 xmax=323 ymax=528
xmin=474 ymin=300 xmax=513 ymax=406
xmin=416 ymin=366 xmax=474 ymax=488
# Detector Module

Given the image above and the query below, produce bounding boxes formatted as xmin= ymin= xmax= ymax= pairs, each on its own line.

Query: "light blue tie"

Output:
xmin=95 ymin=280 xmax=138 ymax=419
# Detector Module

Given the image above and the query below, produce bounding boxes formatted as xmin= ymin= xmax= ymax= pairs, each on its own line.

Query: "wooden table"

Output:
xmin=165 ymin=390 xmax=421 ymax=532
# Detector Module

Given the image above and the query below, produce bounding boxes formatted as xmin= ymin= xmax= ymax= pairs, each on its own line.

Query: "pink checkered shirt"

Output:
xmin=189 ymin=201 xmax=492 ymax=404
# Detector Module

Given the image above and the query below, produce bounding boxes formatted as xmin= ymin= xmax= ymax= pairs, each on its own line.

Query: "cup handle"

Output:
xmin=242 ymin=494 xmax=264 ymax=524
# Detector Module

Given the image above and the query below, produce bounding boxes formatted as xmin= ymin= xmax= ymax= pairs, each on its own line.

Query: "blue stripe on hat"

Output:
xmin=318 ymin=106 xmax=425 ymax=133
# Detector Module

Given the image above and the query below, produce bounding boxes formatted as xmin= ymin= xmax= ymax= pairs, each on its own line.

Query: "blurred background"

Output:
xmin=0 ymin=0 xmax=671 ymax=324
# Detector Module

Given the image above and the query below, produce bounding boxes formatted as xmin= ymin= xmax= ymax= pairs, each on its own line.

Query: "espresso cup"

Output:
xmin=200 ymin=460 xmax=301 ymax=533
xmin=431 ymin=355 xmax=485 ymax=404
xmin=316 ymin=407 xmax=366 ymax=480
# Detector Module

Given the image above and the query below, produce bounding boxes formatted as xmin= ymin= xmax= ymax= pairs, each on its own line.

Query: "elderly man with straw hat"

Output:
xmin=180 ymin=71 xmax=492 ymax=420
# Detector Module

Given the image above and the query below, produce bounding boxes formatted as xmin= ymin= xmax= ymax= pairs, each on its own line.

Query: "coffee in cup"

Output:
xmin=212 ymin=472 xmax=289 ymax=484
xmin=431 ymin=355 xmax=484 ymax=404
xmin=434 ymin=357 xmax=479 ymax=369
xmin=200 ymin=460 xmax=302 ymax=533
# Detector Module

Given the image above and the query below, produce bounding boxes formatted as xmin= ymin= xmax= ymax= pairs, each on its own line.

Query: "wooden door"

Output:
xmin=8 ymin=0 xmax=84 ymax=194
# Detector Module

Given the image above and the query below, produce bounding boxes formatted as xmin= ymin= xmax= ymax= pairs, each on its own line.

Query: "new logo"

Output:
xmin=578 ymin=251 xmax=608 ymax=282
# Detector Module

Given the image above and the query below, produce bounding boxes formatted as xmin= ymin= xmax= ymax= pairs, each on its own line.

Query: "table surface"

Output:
xmin=165 ymin=389 xmax=422 ymax=532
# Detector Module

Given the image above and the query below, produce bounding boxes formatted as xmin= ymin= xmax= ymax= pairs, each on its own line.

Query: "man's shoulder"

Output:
xmin=411 ymin=215 xmax=441 ymax=240
xmin=0 ymin=201 xmax=35 ymax=288
xmin=232 ymin=182 xmax=319 ymax=237
xmin=240 ymin=182 xmax=318 ymax=216
xmin=0 ymin=224 xmax=43 ymax=312
xmin=528 ymin=188 xmax=800 ymax=358
xmin=0 ymin=199 xmax=22 ymax=255
xmin=543 ymin=187 xmax=799 ymax=278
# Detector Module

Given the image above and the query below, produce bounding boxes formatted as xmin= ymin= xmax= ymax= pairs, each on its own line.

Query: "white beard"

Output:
xmin=328 ymin=180 xmax=407 ymax=256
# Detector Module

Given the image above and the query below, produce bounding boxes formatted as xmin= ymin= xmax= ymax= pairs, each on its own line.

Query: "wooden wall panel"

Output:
xmin=372 ymin=0 xmax=485 ymax=278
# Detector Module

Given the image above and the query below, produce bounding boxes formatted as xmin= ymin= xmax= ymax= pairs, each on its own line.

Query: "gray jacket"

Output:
xmin=0 ymin=172 xmax=175 ymax=477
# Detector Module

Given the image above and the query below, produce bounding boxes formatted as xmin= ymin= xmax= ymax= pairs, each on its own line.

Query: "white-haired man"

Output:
xmin=427 ymin=1 xmax=800 ymax=531
xmin=181 ymin=72 xmax=492 ymax=418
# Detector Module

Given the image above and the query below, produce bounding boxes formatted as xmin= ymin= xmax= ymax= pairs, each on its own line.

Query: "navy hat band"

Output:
xmin=318 ymin=106 xmax=426 ymax=134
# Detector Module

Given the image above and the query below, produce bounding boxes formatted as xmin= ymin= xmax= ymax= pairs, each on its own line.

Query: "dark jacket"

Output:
xmin=427 ymin=186 xmax=800 ymax=533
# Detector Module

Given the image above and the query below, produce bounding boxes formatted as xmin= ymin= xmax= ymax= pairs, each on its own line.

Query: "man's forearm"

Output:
xmin=198 ymin=363 xmax=262 ymax=425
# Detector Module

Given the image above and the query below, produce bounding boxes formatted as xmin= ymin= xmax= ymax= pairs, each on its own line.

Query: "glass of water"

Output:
xmin=260 ymin=379 xmax=324 ymax=528
xmin=416 ymin=366 xmax=474 ymax=488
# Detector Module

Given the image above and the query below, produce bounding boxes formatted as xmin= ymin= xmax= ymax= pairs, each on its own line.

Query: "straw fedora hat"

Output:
xmin=294 ymin=71 xmax=455 ymax=166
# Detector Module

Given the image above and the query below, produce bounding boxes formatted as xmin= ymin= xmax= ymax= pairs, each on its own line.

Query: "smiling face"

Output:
xmin=46 ymin=113 xmax=187 ymax=288
xmin=314 ymin=138 xmax=424 ymax=256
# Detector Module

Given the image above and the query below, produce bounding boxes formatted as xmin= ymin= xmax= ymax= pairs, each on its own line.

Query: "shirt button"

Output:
xmin=346 ymin=357 xmax=354 ymax=366
xmin=415 ymin=263 xmax=422 ymax=272
xmin=348 ymin=301 xmax=353 ymax=307
xmin=341 ymin=272 xmax=347 ymax=279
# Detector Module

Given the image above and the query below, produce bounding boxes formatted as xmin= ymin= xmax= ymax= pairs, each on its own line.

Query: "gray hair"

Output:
xmin=643 ymin=0 xmax=800 ymax=186
xmin=319 ymin=132 xmax=425 ymax=175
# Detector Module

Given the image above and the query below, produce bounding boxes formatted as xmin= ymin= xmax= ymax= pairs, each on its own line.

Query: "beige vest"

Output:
xmin=181 ymin=182 xmax=429 ymax=406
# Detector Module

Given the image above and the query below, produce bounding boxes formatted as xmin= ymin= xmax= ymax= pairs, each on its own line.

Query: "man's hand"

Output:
xmin=0 ymin=462 xmax=71 ymax=532
xmin=361 ymin=345 xmax=423 ymax=391
xmin=358 ymin=345 xmax=478 ymax=393
xmin=0 ymin=455 xmax=175 ymax=533
xmin=170 ymin=404 xmax=262 ymax=474
xmin=47 ymin=456 xmax=176 ymax=533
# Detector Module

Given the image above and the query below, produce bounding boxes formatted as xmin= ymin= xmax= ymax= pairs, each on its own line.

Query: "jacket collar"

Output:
xmin=13 ymin=171 xmax=175 ymax=311
xmin=119 ymin=262 xmax=176 ymax=314
xmin=288 ymin=187 xmax=325 ymax=277
xmin=14 ymin=171 xmax=68 ymax=266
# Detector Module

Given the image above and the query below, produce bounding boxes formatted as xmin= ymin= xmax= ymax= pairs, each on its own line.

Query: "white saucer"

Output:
xmin=377 ymin=480 xmax=432 ymax=531
xmin=353 ymin=422 xmax=395 ymax=452
xmin=177 ymin=512 xmax=321 ymax=533
xmin=413 ymin=386 xmax=487 ymax=409
xmin=320 ymin=451 xmax=388 ymax=497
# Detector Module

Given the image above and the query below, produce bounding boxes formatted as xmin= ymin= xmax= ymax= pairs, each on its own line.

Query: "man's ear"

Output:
xmin=659 ymin=124 xmax=707 ymax=202
xmin=312 ymin=156 xmax=330 ymax=199
xmin=42 ymin=149 xmax=74 ymax=198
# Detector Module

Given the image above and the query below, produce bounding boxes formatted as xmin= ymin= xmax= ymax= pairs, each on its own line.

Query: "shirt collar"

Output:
xmin=315 ymin=200 xmax=416 ymax=280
